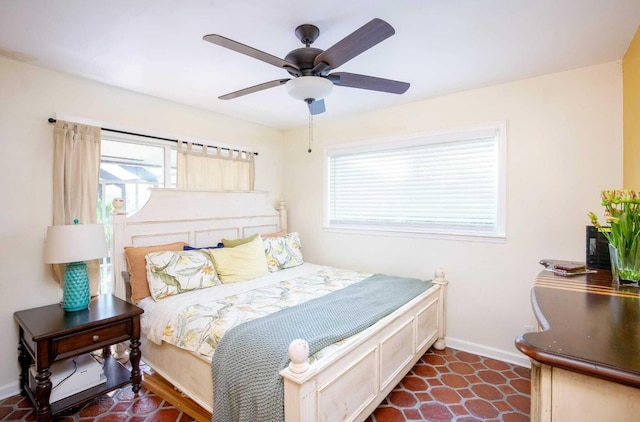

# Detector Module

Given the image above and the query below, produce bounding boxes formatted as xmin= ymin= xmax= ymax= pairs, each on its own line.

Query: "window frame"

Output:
xmin=98 ymin=131 xmax=176 ymax=220
xmin=101 ymin=131 xmax=176 ymax=185
xmin=323 ymin=121 xmax=507 ymax=243
xmin=98 ymin=131 xmax=177 ymax=294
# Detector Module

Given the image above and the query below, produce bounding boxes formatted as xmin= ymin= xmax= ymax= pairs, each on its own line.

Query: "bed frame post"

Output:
xmin=432 ymin=267 xmax=448 ymax=350
xmin=278 ymin=200 xmax=288 ymax=232
xmin=282 ymin=340 xmax=315 ymax=422
xmin=111 ymin=198 xmax=128 ymax=301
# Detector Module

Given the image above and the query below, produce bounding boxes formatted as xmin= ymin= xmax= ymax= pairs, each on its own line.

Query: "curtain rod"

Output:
xmin=47 ymin=118 xmax=258 ymax=156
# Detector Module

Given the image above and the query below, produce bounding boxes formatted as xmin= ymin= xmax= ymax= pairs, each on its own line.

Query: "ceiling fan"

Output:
xmin=203 ymin=18 xmax=410 ymax=115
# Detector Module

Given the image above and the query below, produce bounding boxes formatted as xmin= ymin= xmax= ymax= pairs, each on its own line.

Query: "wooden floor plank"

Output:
xmin=142 ymin=369 xmax=212 ymax=422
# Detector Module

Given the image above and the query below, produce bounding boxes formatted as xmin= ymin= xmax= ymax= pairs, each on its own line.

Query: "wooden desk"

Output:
xmin=516 ymin=270 xmax=640 ymax=422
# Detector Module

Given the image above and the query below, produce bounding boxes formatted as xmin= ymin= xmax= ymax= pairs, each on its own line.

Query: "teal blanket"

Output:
xmin=211 ymin=273 xmax=432 ymax=422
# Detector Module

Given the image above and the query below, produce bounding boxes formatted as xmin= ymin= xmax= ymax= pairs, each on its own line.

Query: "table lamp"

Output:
xmin=44 ymin=220 xmax=108 ymax=312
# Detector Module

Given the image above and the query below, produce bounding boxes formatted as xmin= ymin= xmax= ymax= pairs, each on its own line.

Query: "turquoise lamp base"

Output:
xmin=63 ymin=262 xmax=91 ymax=312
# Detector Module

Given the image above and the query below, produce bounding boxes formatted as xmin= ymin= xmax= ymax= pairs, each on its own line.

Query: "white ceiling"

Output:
xmin=1 ymin=0 xmax=639 ymax=129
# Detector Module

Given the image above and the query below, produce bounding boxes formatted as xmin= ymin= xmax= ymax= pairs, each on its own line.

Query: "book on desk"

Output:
xmin=539 ymin=259 xmax=596 ymax=276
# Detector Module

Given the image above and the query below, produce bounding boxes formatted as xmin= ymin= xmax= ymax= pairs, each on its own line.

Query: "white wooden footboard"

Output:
xmin=280 ymin=269 xmax=447 ymax=422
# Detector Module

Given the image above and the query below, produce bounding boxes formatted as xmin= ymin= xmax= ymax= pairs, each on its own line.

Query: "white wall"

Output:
xmin=0 ymin=56 xmax=285 ymax=397
xmin=282 ymin=61 xmax=623 ymax=364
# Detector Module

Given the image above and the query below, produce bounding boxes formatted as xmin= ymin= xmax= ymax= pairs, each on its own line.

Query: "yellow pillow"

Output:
xmin=221 ymin=233 xmax=259 ymax=248
xmin=210 ymin=237 xmax=269 ymax=283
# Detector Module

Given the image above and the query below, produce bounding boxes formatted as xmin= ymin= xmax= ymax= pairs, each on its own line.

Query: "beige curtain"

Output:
xmin=176 ymin=141 xmax=255 ymax=190
xmin=52 ymin=120 xmax=102 ymax=295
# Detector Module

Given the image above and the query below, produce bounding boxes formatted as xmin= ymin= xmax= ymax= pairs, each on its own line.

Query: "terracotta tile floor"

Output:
xmin=0 ymin=348 xmax=530 ymax=421
xmin=366 ymin=348 xmax=530 ymax=422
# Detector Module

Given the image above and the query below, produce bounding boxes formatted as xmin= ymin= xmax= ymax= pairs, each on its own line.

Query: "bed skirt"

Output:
xmin=140 ymin=336 xmax=214 ymax=413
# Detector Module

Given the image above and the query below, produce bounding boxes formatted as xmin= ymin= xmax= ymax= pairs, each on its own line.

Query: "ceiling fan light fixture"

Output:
xmin=286 ymin=76 xmax=333 ymax=101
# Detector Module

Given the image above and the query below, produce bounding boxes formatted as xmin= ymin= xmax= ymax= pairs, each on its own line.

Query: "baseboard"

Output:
xmin=444 ymin=337 xmax=531 ymax=368
xmin=0 ymin=381 xmax=19 ymax=401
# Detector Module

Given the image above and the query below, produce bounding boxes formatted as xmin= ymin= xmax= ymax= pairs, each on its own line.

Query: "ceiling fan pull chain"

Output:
xmin=308 ymin=112 xmax=314 ymax=153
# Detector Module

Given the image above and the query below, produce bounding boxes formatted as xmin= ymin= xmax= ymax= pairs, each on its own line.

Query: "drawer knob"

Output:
xmin=92 ymin=335 xmax=100 ymax=342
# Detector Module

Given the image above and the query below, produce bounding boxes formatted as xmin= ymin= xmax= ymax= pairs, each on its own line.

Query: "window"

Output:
xmin=98 ymin=133 xmax=177 ymax=293
xmin=325 ymin=122 xmax=506 ymax=242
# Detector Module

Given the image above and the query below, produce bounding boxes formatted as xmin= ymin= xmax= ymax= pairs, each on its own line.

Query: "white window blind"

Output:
xmin=325 ymin=123 xmax=506 ymax=240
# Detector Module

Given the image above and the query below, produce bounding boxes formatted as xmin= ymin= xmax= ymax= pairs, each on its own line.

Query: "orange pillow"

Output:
xmin=261 ymin=229 xmax=286 ymax=238
xmin=124 ymin=242 xmax=186 ymax=304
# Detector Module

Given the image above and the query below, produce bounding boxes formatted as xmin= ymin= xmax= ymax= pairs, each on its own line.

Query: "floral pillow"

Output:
xmin=145 ymin=249 xmax=220 ymax=300
xmin=262 ymin=232 xmax=304 ymax=272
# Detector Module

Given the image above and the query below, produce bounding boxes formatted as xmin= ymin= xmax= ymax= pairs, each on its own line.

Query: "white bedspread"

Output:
xmin=138 ymin=263 xmax=329 ymax=346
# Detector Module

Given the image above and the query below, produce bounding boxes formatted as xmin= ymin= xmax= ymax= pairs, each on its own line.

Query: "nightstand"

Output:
xmin=14 ymin=295 xmax=144 ymax=422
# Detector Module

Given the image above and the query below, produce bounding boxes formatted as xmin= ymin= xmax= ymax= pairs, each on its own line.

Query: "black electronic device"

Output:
xmin=586 ymin=225 xmax=611 ymax=269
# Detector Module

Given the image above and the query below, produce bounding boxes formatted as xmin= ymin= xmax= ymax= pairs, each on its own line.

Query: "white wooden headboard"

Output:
xmin=110 ymin=189 xmax=286 ymax=300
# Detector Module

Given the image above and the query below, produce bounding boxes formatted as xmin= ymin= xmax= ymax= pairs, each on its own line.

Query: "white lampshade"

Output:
xmin=44 ymin=224 xmax=109 ymax=264
xmin=285 ymin=76 xmax=333 ymax=101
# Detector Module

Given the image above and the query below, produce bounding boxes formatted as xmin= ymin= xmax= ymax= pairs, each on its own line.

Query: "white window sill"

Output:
xmin=323 ymin=226 xmax=506 ymax=244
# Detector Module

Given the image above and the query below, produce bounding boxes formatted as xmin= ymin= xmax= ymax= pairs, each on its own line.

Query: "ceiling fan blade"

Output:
xmin=203 ymin=34 xmax=300 ymax=73
xmin=312 ymin=18 xmax=395 ymax=72
xmin=329 ymin=72 xmax=409 ymax=94
xmin=307 ymin=99 xmax=326 ymax=115
xmin=219 ymin=79 xmax=290 ymax=100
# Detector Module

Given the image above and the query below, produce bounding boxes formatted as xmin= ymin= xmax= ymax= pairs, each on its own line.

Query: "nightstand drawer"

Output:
xmin=53 ymin=320 xmax=131 ymax=357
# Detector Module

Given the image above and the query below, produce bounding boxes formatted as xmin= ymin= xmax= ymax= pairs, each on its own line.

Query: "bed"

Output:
xmin=110 ymin=189 xmax=448 ymax=422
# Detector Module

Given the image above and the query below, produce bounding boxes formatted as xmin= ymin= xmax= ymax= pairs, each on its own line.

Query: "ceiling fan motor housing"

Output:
xmin=284 ymin=48 xmax=324 ymax=76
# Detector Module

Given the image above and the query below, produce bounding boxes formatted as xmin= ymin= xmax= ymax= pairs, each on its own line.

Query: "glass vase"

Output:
xmin=608 ymin=244 xmax=640 ymax=285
